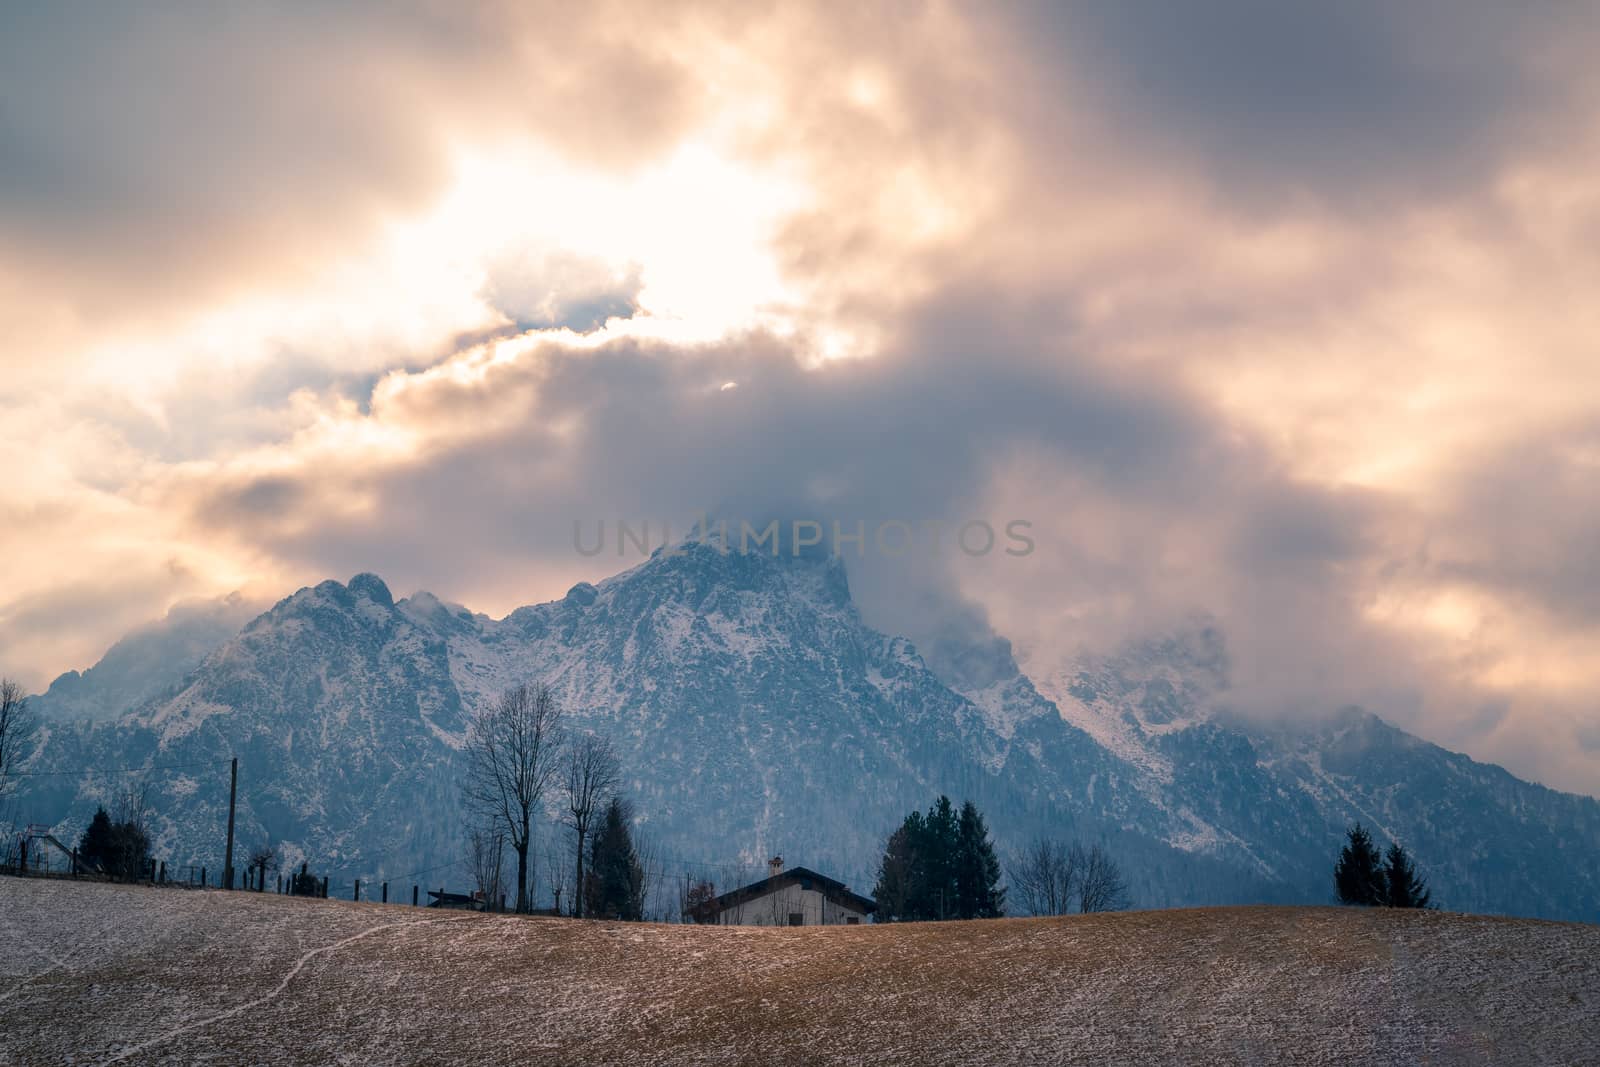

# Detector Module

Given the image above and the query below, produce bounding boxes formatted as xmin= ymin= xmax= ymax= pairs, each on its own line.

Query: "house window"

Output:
xmin=788 ymin=912 xmax=804 ymax=926
xmin=846 ymin=917 xmax=860 ymax=925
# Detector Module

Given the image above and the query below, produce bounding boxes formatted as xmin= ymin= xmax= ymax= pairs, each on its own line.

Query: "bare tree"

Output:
xmin=110 ymin=783 xmax=153 ymax=881
xmin=0 ymin=678 xmax=39 ymax=802
xmin=723 ymin=861 xmax=759 ymax=925
xmin=632 ymin=827 xmax=667 ymax=922
xmin=247 ymin=841 xmax=279 ymax=892
xmin=683 ymin=879 xmax=719 ymax=924
xmin=1008 ymin=837 xmax=1081 ymax=917
xmin=562 ymin=732 xmax=618 ymax=919
xmin=1077 ymin=843 xmax=1130 ymax=913
xmin=468 ymin=824 xmax=506 ymax=911
xmin=542 ymin=827 xmax=570 ymax=915
xmin=463 ymin=683 xmax=564 ymax=913
xmin=1008 ymin=837 xmax=1128 ymax=915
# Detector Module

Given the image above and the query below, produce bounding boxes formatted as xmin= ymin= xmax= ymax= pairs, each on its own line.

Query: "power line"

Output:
xmin=381 ymin=856 xmax=470 ymax=884
xmin=319 ymin=848 xmax=776 ymax=893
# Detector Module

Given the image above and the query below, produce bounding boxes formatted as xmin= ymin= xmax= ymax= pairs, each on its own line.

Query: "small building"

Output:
xmin=709 ymin=857 xmax=875 ymax=926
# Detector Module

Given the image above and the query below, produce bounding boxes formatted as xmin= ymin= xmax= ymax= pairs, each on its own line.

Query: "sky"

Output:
xmin=2 ymin=2 xmax=1598 ymax=795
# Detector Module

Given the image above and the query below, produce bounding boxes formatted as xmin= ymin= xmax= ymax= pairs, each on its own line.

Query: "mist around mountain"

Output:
xmin=28 ymin=593 xmax=263 ymax=724
xmin=13 ymin=542 xmax=1600 ymax=920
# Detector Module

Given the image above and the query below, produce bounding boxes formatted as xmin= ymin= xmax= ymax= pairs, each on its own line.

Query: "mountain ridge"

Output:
xmin=17 ymin=544 xmax=1600 ymax=920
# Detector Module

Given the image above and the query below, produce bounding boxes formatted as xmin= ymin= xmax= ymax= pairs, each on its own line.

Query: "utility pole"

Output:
xmin=223 ymin=757 xmax=238 ymax=890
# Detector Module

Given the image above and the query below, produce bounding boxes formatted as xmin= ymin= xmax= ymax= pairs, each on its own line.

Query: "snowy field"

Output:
xmin=2 ymin=877 xmax=1596 ymax=1065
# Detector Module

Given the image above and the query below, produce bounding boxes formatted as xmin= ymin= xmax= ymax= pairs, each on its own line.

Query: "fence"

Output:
xmin=1 ymin=846 xmax=499 ymax=916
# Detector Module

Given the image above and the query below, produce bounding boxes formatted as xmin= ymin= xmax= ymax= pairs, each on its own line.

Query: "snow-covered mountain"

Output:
xmin=18 ymin=542 xmax=1600 ymax=919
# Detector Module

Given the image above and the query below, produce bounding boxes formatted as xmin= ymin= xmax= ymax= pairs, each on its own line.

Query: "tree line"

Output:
xmin=462 ymin=682 xmax=650 ymax=919
xmin=463 ymin=687 xmax=1137 ymax=926
xmin=873 ymin=795 xmax=1005 ymax=920
xmin=871 ymin=794 xmax=1132 ymax=921
xmin=1333 ymin=823 xmax=1434 ymax=909
xmin=74 ymin=788 xmax=153 ymax=881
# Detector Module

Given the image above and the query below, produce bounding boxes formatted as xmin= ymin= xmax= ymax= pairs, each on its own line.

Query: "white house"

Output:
xmin=709 ymin=858 xmax=876 ymax=926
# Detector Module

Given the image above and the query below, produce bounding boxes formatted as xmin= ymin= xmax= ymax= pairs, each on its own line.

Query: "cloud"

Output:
xmin=998 ymin=1 xmax=1598 ymax=211
xmin=143 ymin=294 xmax=1426 ymax=750
xmin=2 ymin=2 xmax=1599 ymax=797
xmin=483 ymin=251 xmax=644 ymax=334
xmin=0 ymin=561 xmax=205 ymax=690
xmin=1427 ymin=421 xmax=1600 ymax=628
xmin=0 ymin=2 xmax=703 ymax=344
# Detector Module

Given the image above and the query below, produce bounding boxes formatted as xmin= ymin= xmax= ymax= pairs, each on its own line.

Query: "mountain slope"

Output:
xmin=1027 ymin=633 xmax=1600 ymax=918
xmin=16 ymin=544 xmax=1600 ymax=919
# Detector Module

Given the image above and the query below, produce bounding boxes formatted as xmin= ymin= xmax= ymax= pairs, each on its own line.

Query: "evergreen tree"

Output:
xmin=872 ymin=822 xmax=917 ymax=922
xmin=583 ymin=796 xmax=643 ymax=920
xmin=917 ymin=796 xmax=959 ymax=920
xmin=874 ymin=795 xmax=1004 ymax=921
xmin=954 ymin=801 xmax=1005 ymax=919
xmin=1383 ymin=843 xmax=1434 ymax=909
xmin=78 ymin=807 xmax=114 ymax=872
xmin=1334 ymin=823 xmax=1387 ymax=906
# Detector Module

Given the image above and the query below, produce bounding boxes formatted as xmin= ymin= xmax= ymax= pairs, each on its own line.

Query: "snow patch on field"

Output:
xmin=3 ymin=879 xmax=1598 ymax=1066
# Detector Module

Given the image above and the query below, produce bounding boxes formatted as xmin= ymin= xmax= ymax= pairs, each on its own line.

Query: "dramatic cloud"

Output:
xmin=0 ymin=3 xmax=701 ymax=330
xmin=1003 ymin=1 xmax=1593 ymax=209
xmin=2 ymin=3 xmax=1598 ymax=794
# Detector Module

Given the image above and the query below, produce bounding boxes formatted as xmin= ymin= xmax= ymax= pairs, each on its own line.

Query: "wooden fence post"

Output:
xmin=413 ymin=884 xmax=419 ymax=907
xmin=354 ymin=879 xmax=361 ymax=902
xmin=382 ymin=881 xmax=388 ymax=904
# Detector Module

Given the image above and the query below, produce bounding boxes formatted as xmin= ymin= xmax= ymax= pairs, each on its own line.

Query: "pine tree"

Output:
xmin=1382 ymin=842 xmax=1433 ymax=909
xmin=78 ymin=807 xmax=114 ymax=873
xmin=1334 ymin=823 xmax=1387 ymax=906
xmin=872 ymin=822 xmax=917 ymax=922
xmin=918 ymin=796 xmax=959 ymax=920
xmin=583 ymin=796 xmax=643 ymax=920
xmin=954 ymin=801 xmax=1005 ymax=919
xmin=875 ymin=796 xmax=1002 ymax=921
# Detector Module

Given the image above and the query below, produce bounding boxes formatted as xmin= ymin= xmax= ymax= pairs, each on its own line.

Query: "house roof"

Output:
xmin=712 ymin=866 xmax=877 ymax=914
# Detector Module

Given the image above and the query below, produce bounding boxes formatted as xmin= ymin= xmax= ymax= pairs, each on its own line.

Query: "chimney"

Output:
xmin=768 ymin=855 xmax=783 ymax=878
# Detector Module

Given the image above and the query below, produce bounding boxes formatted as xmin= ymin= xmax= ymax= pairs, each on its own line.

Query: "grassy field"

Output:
xmin=1 ymin=877 xmax=1595 ymax=1065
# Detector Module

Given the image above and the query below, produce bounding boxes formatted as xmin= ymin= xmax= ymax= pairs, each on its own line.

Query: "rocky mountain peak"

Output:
xmin=347 ymin=572 xmax=395 ymax=608
xmin=18 ymin=552 xmax=1600 ymax=920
